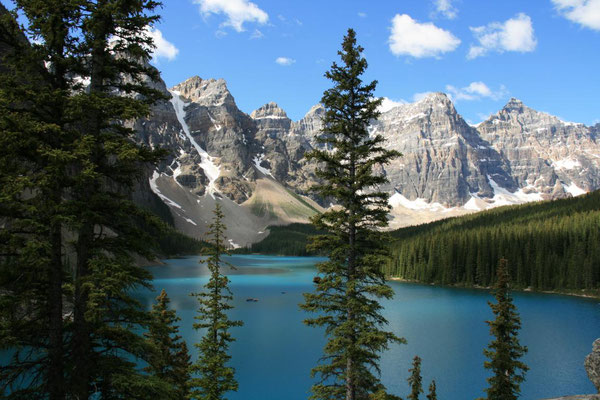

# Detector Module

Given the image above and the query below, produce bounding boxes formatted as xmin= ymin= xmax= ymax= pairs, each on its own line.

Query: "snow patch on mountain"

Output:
xmin=389 ymin=192 xmax=448 ymax=212
xmin=553 ymin=158 xmax=581 ymax=170
xmin=253 ymin=154 xmax=274 ymax=178
xmin=149 ymin=171 xmax=183 ymax=209
xmin=169 ymin=90 xmax=221 ymax=197
xmin=565 ymin=182 xmax=587 ymax=196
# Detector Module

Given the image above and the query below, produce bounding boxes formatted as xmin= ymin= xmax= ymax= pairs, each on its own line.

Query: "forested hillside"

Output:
xmin=384 ymin=191 xmax=600 ymax=293
xmin=237 ymin=223 xmax=323 ymax=256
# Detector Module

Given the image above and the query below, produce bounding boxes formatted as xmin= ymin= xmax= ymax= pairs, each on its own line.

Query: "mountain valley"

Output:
xmin=135 ymin=74 xmax=600 ymax=243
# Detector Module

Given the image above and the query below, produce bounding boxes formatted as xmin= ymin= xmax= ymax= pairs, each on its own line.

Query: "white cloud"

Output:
xmin=445 ymin=81 xmax=508 ymax=101
xmin=434 ymin=0 xmax=458 ymax=19
xmin=378 ymin=97 xmax=407 ymax=113
xmin=275 ymin=57 xmax=295 ymax=66
xmin=468 ymin=13 xmax=537 ymax=59
xmin=552 ymin=0 xmax=600 ymax=31
xmin=145 ymin=28 xmax=179 ymax=62
xmin=388 ymin=14 xmax=461 ymax=58
xmin=194 ymin=0 xmax=269 ymax=32
xmin=413 ymin=91 xmax=435 ymax=102
xmin=358 ymin=12 xmax=367 ymax=18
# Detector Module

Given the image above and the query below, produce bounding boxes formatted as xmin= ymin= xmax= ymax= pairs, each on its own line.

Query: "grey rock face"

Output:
xmin=251 ymin=102 xmax=293 ymax=181
xmin=478 ymin=98 xmax=600 ymax=199
xmin=170 ymin=76 xmax=256 ymax=202
xmin=586 ymin=339 xmax=600 ymax=393
xmin=172 ymin=75 xmax=236 ymax=107
xmin=372 ymin=93 xmax=515 ymax=206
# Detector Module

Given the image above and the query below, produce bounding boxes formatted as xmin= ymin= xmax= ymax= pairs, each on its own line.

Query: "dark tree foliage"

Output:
xmin=0 ymin=0 xmax=180 ymax=398
xmin=190 ymin=203 xmax=243 ymax=400
xmin=0 ymin=2 xmax=83 ymax=398
xmin=385 ymin=191 xmax=600 ymax=293
xmin=426 ymin=380 xmax=437 ymax=400
xmin=301 ymin=28 xmax=404 ymax=400
xmin=63 ymin=1 xmax=172 ymax=398
xmin=145 ymin=289 xmax=192 ymax=399
xmin=481 ymin=259 xmax=528 ymax=400
xmin=156 ymin=227 xmax=206 ymax=257
xmin=239 ymin=223 xmax=324 ymax=256
xmin=407 ymin=356 xmax=423 ymax=400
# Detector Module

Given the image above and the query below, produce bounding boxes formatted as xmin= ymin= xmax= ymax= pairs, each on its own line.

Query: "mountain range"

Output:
xmin=133 ymin=74 xmax=600 ymax=246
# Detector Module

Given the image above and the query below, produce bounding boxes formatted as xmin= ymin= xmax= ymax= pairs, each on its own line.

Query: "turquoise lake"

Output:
xmin=139 ymin=255 xmax=600 ymax=400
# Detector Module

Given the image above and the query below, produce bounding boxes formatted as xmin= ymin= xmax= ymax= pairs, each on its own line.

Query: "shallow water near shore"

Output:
xmin=138 ymin=254 xmax=600 ymax=400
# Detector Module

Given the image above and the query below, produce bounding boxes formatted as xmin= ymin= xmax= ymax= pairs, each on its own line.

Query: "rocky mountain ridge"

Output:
xmin=136 ymin=74 xmax=600 ymax=241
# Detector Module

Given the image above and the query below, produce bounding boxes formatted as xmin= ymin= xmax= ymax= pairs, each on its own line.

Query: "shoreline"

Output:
xmin=387 ymin=277 xmax=600 ymax=300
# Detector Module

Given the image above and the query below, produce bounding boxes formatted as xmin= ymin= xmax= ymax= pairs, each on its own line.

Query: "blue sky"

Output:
xmin=5 ymin=0 xmax=599 ymax=125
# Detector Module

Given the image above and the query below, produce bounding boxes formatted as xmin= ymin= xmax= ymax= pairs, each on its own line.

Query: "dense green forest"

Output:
xmin=235 ymin=223 xmax=323 ymax=256
xmin=384 ymin=190 xmax=600 ymax=293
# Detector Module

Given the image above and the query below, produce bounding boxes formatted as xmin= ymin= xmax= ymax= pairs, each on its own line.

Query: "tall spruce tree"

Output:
xmin=0 ymin=2 xmax=82 ymax=398
xmin=482 ymin=258 xmax=528 ymax=400
xmin=407 ymin=356 xmax=423 ymax=400
xmin=145 ymin=289 xmax=192 ymax=399
xmin=66 ymin=1 xmax=168 ymax=397
xmin=1 ymin=1 xmax=176 ymax=398
xmin=301 ymin=28 xmax=404 ymax=400
xmin=190 ymin=203 xmax=243 ymax=400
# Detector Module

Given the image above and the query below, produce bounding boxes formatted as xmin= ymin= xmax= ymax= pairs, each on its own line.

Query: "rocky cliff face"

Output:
xmin=373 ymin=93 xmax=515 ymax=206
xmin=478 ymin=98 xmax=599 ymax=199
xmin=136 ymin=74 xmax=600 ymax=240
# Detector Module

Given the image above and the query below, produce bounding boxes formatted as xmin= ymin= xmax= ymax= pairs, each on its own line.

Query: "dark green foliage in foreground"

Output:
xmin=385 ymin=191 xmax=600 ymax=291
xmin=236 ymin=223 xmax=323 ymax=256
xmin=407 ymin=356 xmax=423 ymax=400
xmin=0 ymin=0 xmax=184 ymax=398
xmin=190 ymin=204 xmax=243 ymax=400
xmin=145 ymin=289 xmax=192 ymax=399
xmin=481 ymin=259 xmax=528 ymax=400
xmin=301 ymin=29 xmax=404 ymax=400
xmin=0 ymin=3 xmax=80 ymax=397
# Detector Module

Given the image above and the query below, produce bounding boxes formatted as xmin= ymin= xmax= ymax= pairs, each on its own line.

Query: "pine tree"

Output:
xmin=145 ymin=289 xmax=192 ymax=399
xmin=426 ymin=380 xmax=437 ymax=400
xmin=407 ymin=356 xmax=423 ymax=400
xmin=190 ymin=204 xmax=243 ymax=400
xmin=482 ymin=258 xmax=528 ymax=400
xmin=0 ymin=3 xmax=82 ymax=398
xmin=1 ymin=1 xmax=175 ymax=398
xmin=301 ymin=28 xmax=404 ymax=400
xmin=66 ymin=1 xmax=167 ymax=397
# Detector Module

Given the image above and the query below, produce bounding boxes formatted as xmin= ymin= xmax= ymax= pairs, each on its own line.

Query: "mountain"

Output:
xmin=478 ymin=98 xmax=599 ymax=198
xmin=137 ymin=76 xmax=322 ymax=247
xmin=135 ymin=74 xmax=600 ymax=243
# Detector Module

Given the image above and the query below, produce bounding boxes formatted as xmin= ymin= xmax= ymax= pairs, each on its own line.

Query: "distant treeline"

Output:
xmin=384 ymin=191 xmax=600 ymax=292
xmin=142 ymin=197 xmax=206 ymax=258
xmin=235 ymin=223 xmax=324 ymax=256
xmin=156 ymin=227 xmax=206 ymax=257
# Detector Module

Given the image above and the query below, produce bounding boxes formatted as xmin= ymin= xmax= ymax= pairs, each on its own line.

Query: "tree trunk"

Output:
xmin=72 ymin=224 xmax=93 ymax=400
xmin=346 ymin=158 xmax=357 ymax=400
xmin=48 ymin=202 xmax=65 ymax=400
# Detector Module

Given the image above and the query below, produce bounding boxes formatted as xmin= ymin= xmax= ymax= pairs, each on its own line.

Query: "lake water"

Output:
xmin=139 ymin=255 xmax=600 ymax=400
